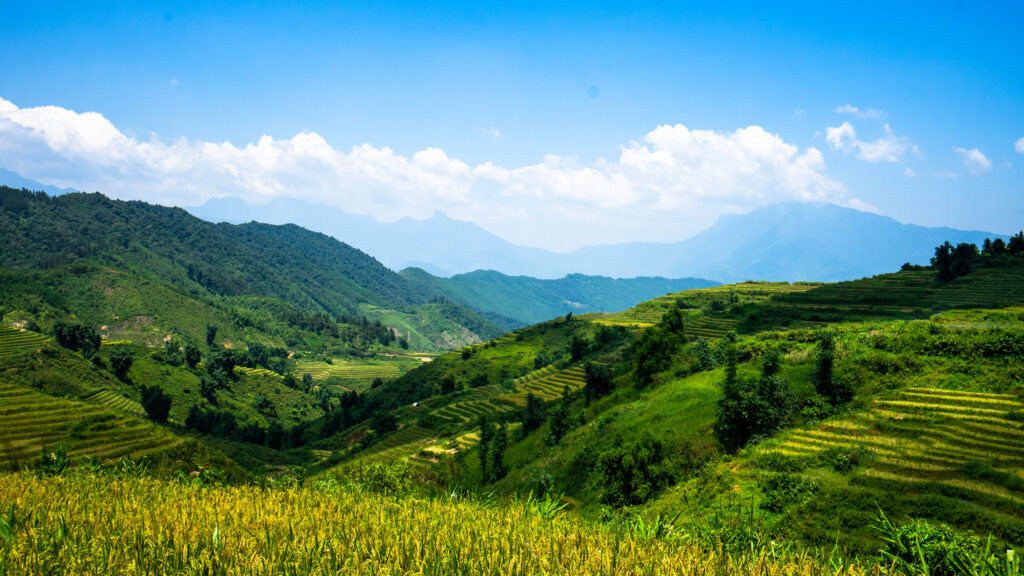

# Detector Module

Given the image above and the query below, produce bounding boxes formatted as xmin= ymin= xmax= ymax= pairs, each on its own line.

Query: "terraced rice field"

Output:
xmin=234 ymin=366 xmax=281 ymax=379
xmin=428 ymin=366 xmax=586 ymax=424
xmin=0 ymin=381 xmax=182 ymax=466
xmin=351 ymin=425 xmax=437 ymax=462
xmin=294 ymin=359 xmax=402 ymax=381
xmin=0 ymin=327 xmax=48 ymax=358
xmin=82 ymin=389 xmax=145 ymax=418
xmin=685 ymin=317 xmax=739 ymax=339
xmin=766 ymin=387 xmax=1024 ymax=533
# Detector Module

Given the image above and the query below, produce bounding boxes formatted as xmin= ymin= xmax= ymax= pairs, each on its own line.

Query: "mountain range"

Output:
xmin=189 ymin=197 xmax=996 ymax=282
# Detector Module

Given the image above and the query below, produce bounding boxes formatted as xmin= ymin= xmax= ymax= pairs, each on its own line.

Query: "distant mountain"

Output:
xmin=0 ymin=168 xmax=77 ymax=195
xmin=189 ymin=197 xmax=997 ymax=283
xmin=188 ymin=197 xmax=565 ymax=277
xmin=566 ymin=203 xmax=996 ymax=282
xmin=401 ymin=268 xmax=718 ymax=328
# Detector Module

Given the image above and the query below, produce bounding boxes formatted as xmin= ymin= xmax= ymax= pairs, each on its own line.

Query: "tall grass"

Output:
xmin=0 ymin=470 xmax=886 ymax=576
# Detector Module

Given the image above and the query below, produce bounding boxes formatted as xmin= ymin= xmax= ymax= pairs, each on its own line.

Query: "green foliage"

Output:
xmin=108 ymin=345 xmax=134 ymax=382
xmin=52 ymin=321 xmax=100 ymax=358
xmin=873 ymin=510 xmax=1012 ymax=576
xmin=183 ymin=344 xmax=201 ymax=369
xmin=520 ymin=393 xmax=545 ymax=439
xmin=759 ymin=472 xmax=817 ymax=514
xmin=545 ymin=391 xmax=572 ymax=446
xmin=583 ymin=362 xmax=613 ymax=403
xmin=813 ymin=332 xmax=852 ymax=405
xmin=140 ymin=385 xmax=172 ymax=423
xmin=715 ymin=346 xmax=794 ymax=452
xmin=595 ymin=434 xmax=672 ymax=506
xmin=35 ymin=444 xmax=70 ymax=476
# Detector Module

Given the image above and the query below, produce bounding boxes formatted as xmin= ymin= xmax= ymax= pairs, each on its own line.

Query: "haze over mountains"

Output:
xmin=190 ymin=196 xmax=994 ymax=282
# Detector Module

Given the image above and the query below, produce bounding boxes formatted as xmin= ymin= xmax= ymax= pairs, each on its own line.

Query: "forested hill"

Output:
xmin=401 ymin=267 xmax=719 ymax=328
xmin=0 ymin=187 xmax=430 ymax=317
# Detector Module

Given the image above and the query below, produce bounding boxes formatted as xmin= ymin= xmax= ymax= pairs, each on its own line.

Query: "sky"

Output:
xmin=0 ymin=1 xmax=1022 ymax=251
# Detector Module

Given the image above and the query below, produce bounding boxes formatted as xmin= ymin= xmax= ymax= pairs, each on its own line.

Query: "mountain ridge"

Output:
xmin=189 ymin=196 xmax=996 ymax=282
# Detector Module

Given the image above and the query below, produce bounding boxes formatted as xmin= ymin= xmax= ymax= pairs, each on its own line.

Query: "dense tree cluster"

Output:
xmin=595 ymin=434 xmax=671 ymax=506
xmin=632 ymin=307 xmax=687 ymax=388
xmin=52 ymin=321 xmax=101 ymax=358
xmin=714 ymin=345 xmax=795 ymax=452
xmin=583 ymin=362 xmax=613 ymax=403
xmin=927 ymin=231 xmax=1024 ymax=282
xmin=140 ymin=385 xmax=172 ymax=423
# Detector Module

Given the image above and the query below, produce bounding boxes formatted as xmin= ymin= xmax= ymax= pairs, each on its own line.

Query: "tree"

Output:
xmin=478 ymin=414 xmax=494 ymax=481
xmin=487 ymin=422 xmax=509 ymax=482
xmin=692 ymin=338 xmax=716 ymax=371
xmin=813 ymin=332 xmax=852 ymax=406
xmin=749 ymin=347 xmax=793 ymax=439
xmin=595 ymin=434 xmax=671 ymax=506
xmin=545 ymin=389 xmax=571 ymax=446
xmin=569 ymin=335 xmax=588 ymax=362
xmin=247 ymin=341 xmax=269 ymax=368
xmin=109 ymin=346 xmax=134 ymax=382
xmin=583 ymin=362 xmax=613 ymax=403
xmin=520 ymin=393 xmax=545 ymax=439
xmin=53 ymin=321 xmax=101 ymax=358
xmin=932 ymin=241 xmax=954 ymax=281
xmin=713 ymin=342 xmax=749 ymax=452
xmin=301 ymin=373 xmax=314 ymax=392
xmin=140 ymin=385 xmax=172 ymax=423
xmin=205 ymin=324 xmax=219 ymax=348
xmin=662 ymin=307 xmax=686 ymax=335
xmin=183 ymin=344 xmax=201 ymax=369
xmin=1010 ymin=232 xmax=1024 ymax=255
xmin=199 ymin=376 xmax=220 ymax=403
xmin=633 ymin=327 xmax=679 ymax=388
xmin=163 ymin=340 xmax=182 ymax=365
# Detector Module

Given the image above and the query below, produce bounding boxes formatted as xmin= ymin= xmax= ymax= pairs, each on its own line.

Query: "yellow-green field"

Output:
xmin=0 ymin=381 xmax=181 ymax=467
xmin=0 ymin=471 xmax=884 ymax=576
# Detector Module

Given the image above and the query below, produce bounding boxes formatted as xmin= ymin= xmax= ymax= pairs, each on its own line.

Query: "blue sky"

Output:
xmin=1 ymin=1 xmax=1021 ymax=250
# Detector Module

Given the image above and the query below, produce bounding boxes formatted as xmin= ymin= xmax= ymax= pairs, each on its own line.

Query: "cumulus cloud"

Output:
xmin=836 ymin=105 xmax=884 ymax=119
xmin=826 ymin=122 xmax=916 ymax=163
xmin=1016 ymin=137 xmax=1024 ymax=154
xmin=0 ymin=97 xmax=850 ymax=250
xmin=954 ymin=147 xmax=991 ymax=175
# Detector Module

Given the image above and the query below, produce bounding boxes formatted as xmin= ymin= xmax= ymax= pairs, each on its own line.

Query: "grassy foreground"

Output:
xmin=0 ymin=471 xmax=884 ymax=576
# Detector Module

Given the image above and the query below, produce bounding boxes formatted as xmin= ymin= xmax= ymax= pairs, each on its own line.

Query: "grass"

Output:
xmin=0 ymin=470 xmax=888 ymax=576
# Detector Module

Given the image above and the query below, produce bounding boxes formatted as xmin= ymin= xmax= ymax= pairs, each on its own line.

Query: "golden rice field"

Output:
xmin=0 ymin=471 xmax=886 ymax=576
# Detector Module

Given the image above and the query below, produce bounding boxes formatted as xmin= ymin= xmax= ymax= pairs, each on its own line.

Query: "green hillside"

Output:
xmin=327 ymin=255 xmax=1024 ymax=557
xmin=401 ymin=266 xmax=719 ymax=328
xmin=0 ymin=187 xmax=502 ymax=351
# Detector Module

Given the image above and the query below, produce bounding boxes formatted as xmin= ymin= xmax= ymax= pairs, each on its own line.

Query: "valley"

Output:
xmin=2 ymin=185 xmax=1024 ymax=574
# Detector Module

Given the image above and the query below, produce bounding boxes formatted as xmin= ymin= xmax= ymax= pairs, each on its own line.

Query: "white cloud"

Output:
xmin=0 ymin=97 xmax=849 ymax=250
xmin=836 ymin=105 xmax=885 ymax=119
xmin=954 ymin=147 xmax=991 ymax=175
xmin=1015 ymin=137 xmax=1024 ymax=154
xmin=826 ymin=122 xmax=914 ymax=163
xmin=904 ymin=167 xmax=916 ymax=177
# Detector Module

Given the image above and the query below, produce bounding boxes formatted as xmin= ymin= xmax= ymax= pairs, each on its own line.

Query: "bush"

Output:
xmin=874 ymin=511 xmax=997 ymax=576
xmin=595 ymin=434 xmax=672 ymax=506
xmin=759 ymin=472 xmax=817 ymax=514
